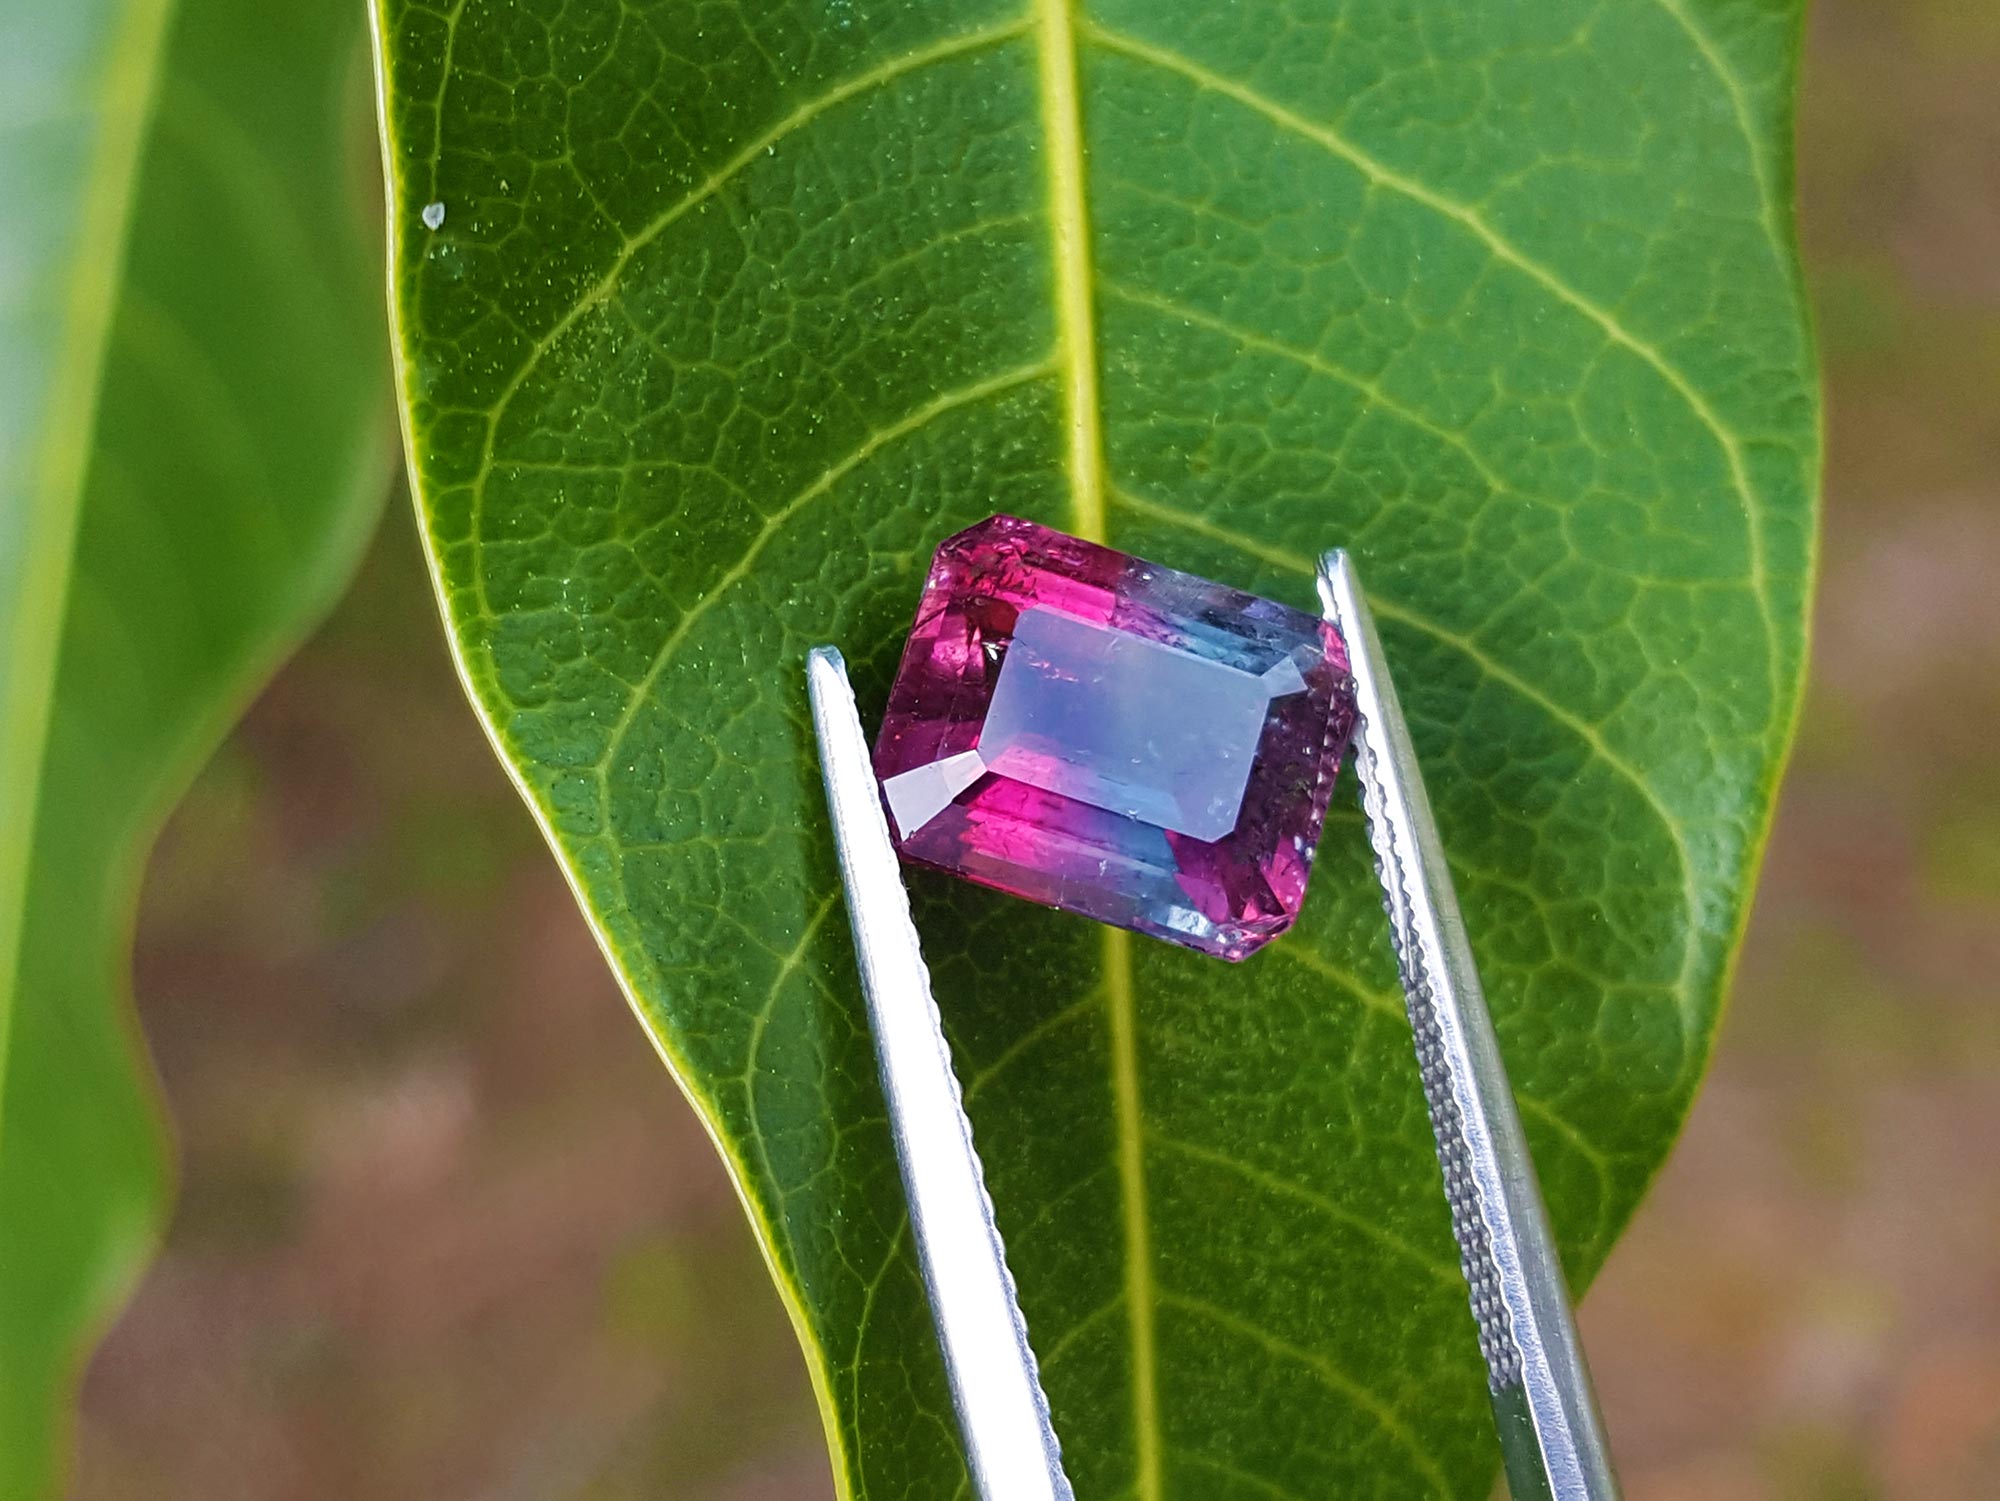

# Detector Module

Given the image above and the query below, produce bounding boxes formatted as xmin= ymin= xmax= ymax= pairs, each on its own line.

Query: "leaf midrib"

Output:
xmin=1033 ymin=0 xmax=1163 ymax=1495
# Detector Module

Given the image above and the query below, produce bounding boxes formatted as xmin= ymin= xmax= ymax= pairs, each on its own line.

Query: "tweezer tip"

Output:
xmin=1316 ymin=549 xmax=1358 ymax=588
xmin=806 ymin=645 xmax=852 ymax=707
xmin=1314 ymin=549 xmax=1359 ymax=622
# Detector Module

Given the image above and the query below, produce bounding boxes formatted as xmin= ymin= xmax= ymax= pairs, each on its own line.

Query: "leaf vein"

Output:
xmin=1100 ymin=279 xmax=1526 ymax=508
xmin=1648 ymin=0 xmax=1779 ymax=226
xmin=1106 ymin=484 xmax=1704 ymax=1028
xmin=463 ymin=15 xmax=1034 ymax=610
xmin=1158 ymin=1291 xmax=1452 ymax=1497
xmin=1038 ymin=1291 xmax=1125 ymax=1372
xmin=1169 ymin=1448 xmax=1308 ymax=1501
xmin=1149 ymin=1131 xmax=1460 ymax=1286
xmin=594 ymin=358 xmax=1057 ymax=774
xmin=1517 ymin=1093 xmax=1617 ymax=1257
xmin=1269 ymin=943 xmax=1405 ymax=1021
xmin=1082 ymin=21 xmax=1778 ymax=664
xmin=963 ymin=989 xmax=1101 ymax=1104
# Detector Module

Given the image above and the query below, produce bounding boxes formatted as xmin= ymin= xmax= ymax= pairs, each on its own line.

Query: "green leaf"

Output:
xmin=0 ymin=2 xmax=386 ymax=1492
xmin=375 ymin=0 xmax=1817 ymax=1494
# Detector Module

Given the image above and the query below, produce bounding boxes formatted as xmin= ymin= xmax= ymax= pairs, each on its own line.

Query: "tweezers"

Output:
xmin=806 ymin=548 xmax=1621 ymax=1501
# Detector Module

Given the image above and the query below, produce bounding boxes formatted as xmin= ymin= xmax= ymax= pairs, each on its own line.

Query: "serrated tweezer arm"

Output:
xmin=807 ymin=646 xmax=1075 ymax=1501
xmin=1317 ymin=553 xmax=1622 ymax=1501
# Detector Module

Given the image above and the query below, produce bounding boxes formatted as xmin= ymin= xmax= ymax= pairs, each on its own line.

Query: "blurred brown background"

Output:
xmin=71 ymin=2 xmax=2000 ymax=1497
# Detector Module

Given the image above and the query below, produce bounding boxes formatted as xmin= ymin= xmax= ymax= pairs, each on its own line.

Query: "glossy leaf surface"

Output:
xmin=0 ymin=3 xmax=385 ymax=1493
xmin=375 ymin=1 xmax=1818 ymax=1494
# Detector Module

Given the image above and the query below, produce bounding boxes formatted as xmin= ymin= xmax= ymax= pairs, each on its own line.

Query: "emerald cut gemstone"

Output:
xmin=872 ymin=516 xmax=1356 ymax=960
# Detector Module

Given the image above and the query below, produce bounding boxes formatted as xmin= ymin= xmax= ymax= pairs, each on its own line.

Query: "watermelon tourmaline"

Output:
xmin=871 ymin=515 xmax=1357 ymax=961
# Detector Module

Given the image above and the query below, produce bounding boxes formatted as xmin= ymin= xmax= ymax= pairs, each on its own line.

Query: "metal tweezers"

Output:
xmin=806 ymin=549 xmax=1622 ymax=1501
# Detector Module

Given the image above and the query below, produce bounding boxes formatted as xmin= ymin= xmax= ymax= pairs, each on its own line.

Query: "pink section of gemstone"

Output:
xmin=872 ymin=515 xmax=1356 ymax=961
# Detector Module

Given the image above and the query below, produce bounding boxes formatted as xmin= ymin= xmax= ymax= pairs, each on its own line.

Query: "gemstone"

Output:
xmin=872 ymin=514 xmax=1356 ymax=961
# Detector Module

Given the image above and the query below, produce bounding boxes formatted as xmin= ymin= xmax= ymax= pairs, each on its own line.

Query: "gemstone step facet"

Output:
xmin=872 ymin=515 xmax=1357 ymax=960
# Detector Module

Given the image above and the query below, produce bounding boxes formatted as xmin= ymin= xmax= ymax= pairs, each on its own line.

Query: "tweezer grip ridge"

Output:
xmin=873 ymin=865 xmax=1070 ymax=1488
xmin=1350 ymin=719 xmax=1523 ymax=1392
xmin=807 ymin=646 xmax=1075 ymax=1501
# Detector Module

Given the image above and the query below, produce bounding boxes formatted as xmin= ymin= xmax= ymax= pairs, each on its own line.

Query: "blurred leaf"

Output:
xmin=0 ymin=1 xmax=386 ymax=1493
xmin=375 ymin=0 xmax=1818 ymax=1495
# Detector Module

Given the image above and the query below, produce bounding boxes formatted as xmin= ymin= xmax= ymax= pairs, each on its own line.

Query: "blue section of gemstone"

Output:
xmin=978 ymin=608 xmax=1308 ymax=842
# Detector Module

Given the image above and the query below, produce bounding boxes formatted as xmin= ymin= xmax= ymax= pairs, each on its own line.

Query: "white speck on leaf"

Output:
xmin=421 ymin=201 xmax=446 ymax=230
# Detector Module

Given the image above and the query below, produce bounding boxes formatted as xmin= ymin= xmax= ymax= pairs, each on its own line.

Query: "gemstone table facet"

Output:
xmin=872 ymin=515 xmax=1357 ymax=960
